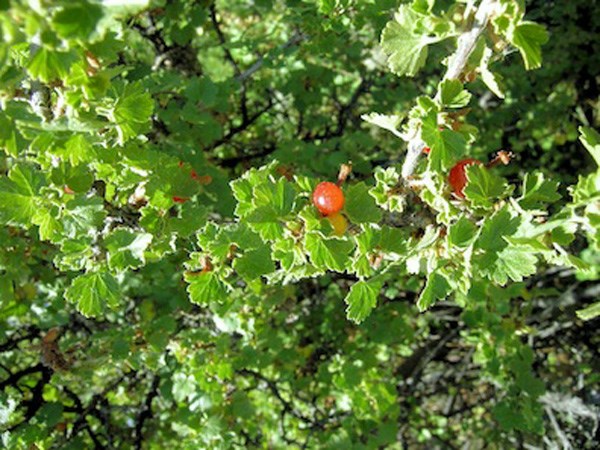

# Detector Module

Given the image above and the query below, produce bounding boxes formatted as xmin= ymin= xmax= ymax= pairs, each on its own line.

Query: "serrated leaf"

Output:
xmin=344 ymin=280 xmax=382 ymax=323
xmin=463 ymin=164 xmax=509 ymax=208
xmin=62 ymin=196 xmax=106 ymax=237
xmin=27 ymin=47 xmax=76 ymax=83
xmin=579 ymin=126 xmax=600 ymax=167
xmin=105 ymin=229 xmax=152 ymax=271
xmin=448 ymin=215 xmax=477 ymax=248
xmin=380 ymin=6 xmax=441 ymax=77
xmin=345 ymin=182 xmax=382 ymax=224
xmin=33 ymin=206 xmax=63 ymax=242
xmin=233 ymin=246 xmax=275 ymax=281
xmin=493 ymin=401 xmax=523 ymax=432
xmin=508 ymin=21 xmax=548 ymax=70
xmin=486 ymin=246 xmax=538 ymax=285
xmin=53 ymin=1 xmax=103 ymax=39
xmin=422 ymin=114 xmax=466 ymax=171
xmin=370 ymin=167 xmax=405 ymax=212
xmin=439 ymin=79 xmax=471 ymax=109
xmin=576 ymin=302 xmax=600 ymax=321
xmin=59 ymin=134 xmax=98 ymax=165
xmin=476 ymin=206 xmax=520 ymax=252
xmin=231 ymin=177 xmax=254 ymax=217
xmin=0 ymin=165 xmax=45 ymax=226
xmin=361 ymin=113 xmax=404 ymax=138
xmin=519 ymin=172 xmax=560 ymax=209
xmin=65 ymin=271 xmax=120 ymax=317
xmin=379 ymin=226 xmax=407 ymax=255
xmin=305 ymin=233 xmax=353 ymax=272
xmin=246 ymin=206 xmax=285 ymax=241
xmin=571 ymin=172 xmax=600 ymax=204
xmin=112 ymin=82 xmax=154 ymax=144
xmin=254 ymin=177 xmax=295 ymax=215
xmin=185 ymin=272 xmax=226 ymax=305
xmin=55 ymin=238 xmax=94 ymax=271
xmin=417 ymin=271 xmax=451 ymax=311
xmin=480 ymin=46 xmax=505 ymax=98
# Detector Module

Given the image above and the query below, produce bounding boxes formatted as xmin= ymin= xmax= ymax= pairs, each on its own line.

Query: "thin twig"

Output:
xmin=401 ymin=0 xmax=497 ymax=179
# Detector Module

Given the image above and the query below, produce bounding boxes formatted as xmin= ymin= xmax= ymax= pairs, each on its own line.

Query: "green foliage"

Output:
xmin=0 ymin=0 xmax=598 ymax=448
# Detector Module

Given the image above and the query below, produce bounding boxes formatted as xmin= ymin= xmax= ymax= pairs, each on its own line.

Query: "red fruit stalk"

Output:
xmin=312 ymin=181 xmax=345 ymax=216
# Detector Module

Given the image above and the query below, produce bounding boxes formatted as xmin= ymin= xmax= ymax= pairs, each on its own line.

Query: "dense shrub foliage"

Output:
xmin=0 ymin=0 xmax=599 ymax=448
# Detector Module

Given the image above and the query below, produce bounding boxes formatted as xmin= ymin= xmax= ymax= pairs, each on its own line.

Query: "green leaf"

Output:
xmin=305 ymin=233 xmax=353 ymax=272
xmin=422 ymin=116 xmax=466 ymax=172
xmin=99 ymin=0 xmax=150 ymax=17
xmin=33 ymin=206 xmax=63 ymax=242
xmin=463 ymin=164 xmax=509 ymax=208
xmin=345 ymin=182 xmax=382 ymax=224
xmin=519 ymin=172 xmax=560 ymax=209
xmin=37 ymin=403 xmax=63 ymax=428
xmin=27 ymin=48 xmax=76 ymax=83
xmin=344 ymin=280 xmax=382 ymax=324
xmin=479 ymin=46 xmax=505 ymax=98
xmin=246 ymin=206 xmax=284 ymax=241
xmin=571 ymin=172 xmax=600 ymax=204
xmin=55 ymin=238 xmax=95 ymax=271
xmin=318 ymin=0 xmax=336 ymax=15
xmin=380 ymin=6 xmax=441 ymax=77
xmin=370 ymin=167 xmax=405 ymax=212
xmin=417 ymin=271 xmax=451 ymax=311
xmin=508 ymin=21 xmax=548 ymax=70
xmin=65 ymin=271 xmax=121 ymax=317
xmin=62 ymin=196 xmax=106 ymax=238
xmin=112 ymin=82 xmax=154 ymax=144
xmin=0 ymin=165 xmax=45 ymax=226
xmin=0 ymin=275 xmax=15 ymax=304
xmin=576 ymin=302 xmax=600 ymax=321
xmin=579 ymin=126 xmax=600 ymax=167
xmin=53 ymin=1 xmax=103 ymax=39
xmin=104 ymin=229 xmax=153 ymax=271
xmin=448 ymin=216 xmax=477 ymax=248
xmin=486 ymin=246 xmax=538 ymax=285
xmin=185 ymin=272 xmax=226 ymax=305
xmin=493 ymin=401 xmax=523 ymax=431
xmin=438 ymin=79 xmax=471 ymax=109
xmin=360 ymin=113 xmax=404 ymax=138
xmin=476 ymin=205 xmax=520 ymax=252
xmin=58 ymin=134 xmax=98 ymax=165
xmin=254 ymin=177 xmax=295 ymax=215
xmin=171 ymin=203 xmax=208 ymax=236
xmin=233 ymin=246 xmax=276 ymax=281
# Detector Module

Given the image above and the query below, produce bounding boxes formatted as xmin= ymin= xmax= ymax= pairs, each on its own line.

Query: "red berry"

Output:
xmin=312 ymin=181 xmax=345 ymax=216
xmin=172 ymin=196 xmax=189 ymax=204
xmin=448 ymin=158 xmax=482 ymax=198
xmin=423 ymin=146 xmax=431 ymax=154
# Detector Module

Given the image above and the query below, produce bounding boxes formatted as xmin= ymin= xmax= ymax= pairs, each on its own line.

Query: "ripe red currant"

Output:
xmin=312 ymin=181 xmax=345 ymax=216
xmin=448 ymin=158 xmax=482 ymax=198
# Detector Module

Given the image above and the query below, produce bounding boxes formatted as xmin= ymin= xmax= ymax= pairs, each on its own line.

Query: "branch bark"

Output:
xmin=401 ymin=0 xmax=496 ymax=179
